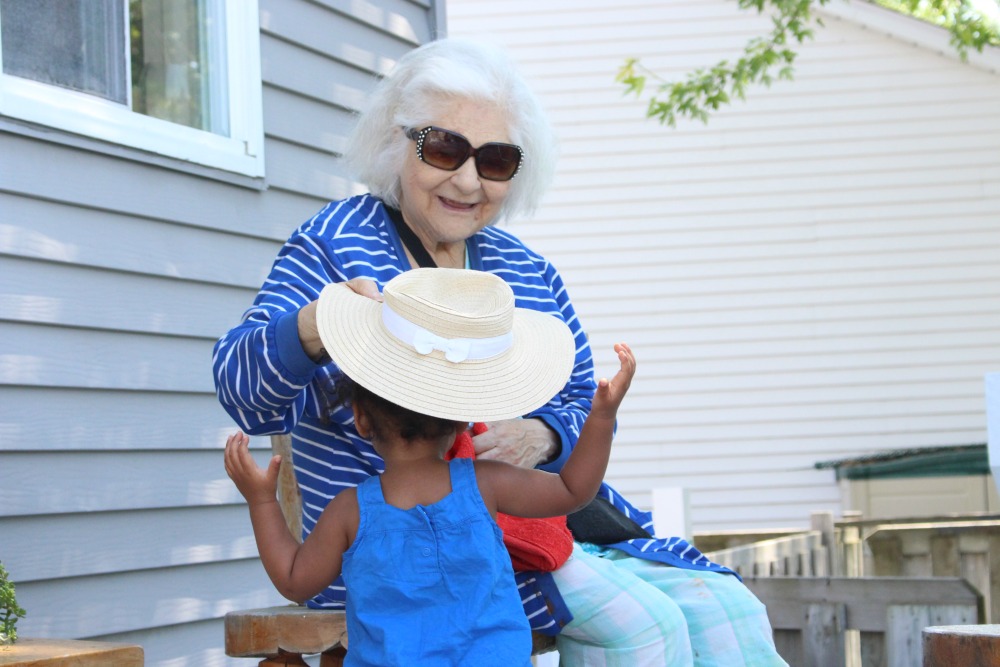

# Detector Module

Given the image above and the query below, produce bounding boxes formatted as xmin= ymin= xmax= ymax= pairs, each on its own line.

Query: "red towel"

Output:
xmin=446 ymin=423 xmax=574 ymax=572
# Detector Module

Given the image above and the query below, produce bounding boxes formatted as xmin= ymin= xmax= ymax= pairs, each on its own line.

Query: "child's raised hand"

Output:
xmin=591 ymin=343 xmax=636 ymax=420
xmin=224 ymin=431 xmax=281 ymax=506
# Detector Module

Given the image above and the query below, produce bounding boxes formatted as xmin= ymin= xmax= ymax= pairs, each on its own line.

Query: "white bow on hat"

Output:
xmin=412 ymin=329 xmax=472 ymax=363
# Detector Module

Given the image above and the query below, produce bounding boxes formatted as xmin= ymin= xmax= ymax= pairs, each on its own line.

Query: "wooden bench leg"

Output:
xmin=256 ymin=647 xmax=346 ymax=667
xmin=319 ymin=646 xmax=348 ymax=666
xmin=258 ymin=651 xmax=310 ymax=666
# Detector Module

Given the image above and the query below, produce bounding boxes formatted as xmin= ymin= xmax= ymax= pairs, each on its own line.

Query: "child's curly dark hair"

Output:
xmin=328 ymin=375 xmax=464 ymax=443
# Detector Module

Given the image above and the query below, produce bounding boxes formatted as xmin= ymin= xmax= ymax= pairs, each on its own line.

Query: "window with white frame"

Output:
xmin=0 ymin=0 xmax=264 ymax=177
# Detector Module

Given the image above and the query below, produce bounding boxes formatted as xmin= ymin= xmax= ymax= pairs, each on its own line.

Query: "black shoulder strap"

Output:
xmin=385 ymin=205 xmax=437 ymax=268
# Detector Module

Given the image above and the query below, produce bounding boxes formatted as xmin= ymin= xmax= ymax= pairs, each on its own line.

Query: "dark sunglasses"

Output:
xmin=404 ymin=126 xmax=523 ymax=182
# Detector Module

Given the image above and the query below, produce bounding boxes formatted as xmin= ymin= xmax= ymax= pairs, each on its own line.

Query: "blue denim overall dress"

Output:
xmin=341 ymin=457 xmax=532 ymax=666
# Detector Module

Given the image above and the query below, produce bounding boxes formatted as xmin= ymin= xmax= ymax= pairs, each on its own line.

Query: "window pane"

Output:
xmin=1 ymin=0 xmax=126 ymax=103
xmin=0 ymin=0 xmax=257 ymax=175
xmin=129 ymin=0 xmax=229 ymax=135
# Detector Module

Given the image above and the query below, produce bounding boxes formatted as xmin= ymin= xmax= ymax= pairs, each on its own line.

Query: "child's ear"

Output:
xmin=352 ymin=403 xmax=372 ymax=438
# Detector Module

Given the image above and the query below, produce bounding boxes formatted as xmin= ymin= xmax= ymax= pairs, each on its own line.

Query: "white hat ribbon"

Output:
xmin=382 ymin=304 xmax=512 ymax=364
xmin=412 ymin=329 xmax=473 ymax=363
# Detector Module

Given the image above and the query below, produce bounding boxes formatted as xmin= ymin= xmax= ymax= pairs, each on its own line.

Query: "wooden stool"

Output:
xmin=225 ymin=606 xmax=348 ymax=666
xmin=923 ymin=625 xmax=1000 ymax=666
xmin=0 ymin=638 xmax=143 ymax=666
xmin=225 ymin=604 xmax=557 ymax=666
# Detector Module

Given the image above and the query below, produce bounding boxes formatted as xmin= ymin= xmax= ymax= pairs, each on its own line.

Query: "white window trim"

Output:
xmin=0 ymin=0 xmax=265 ymax=178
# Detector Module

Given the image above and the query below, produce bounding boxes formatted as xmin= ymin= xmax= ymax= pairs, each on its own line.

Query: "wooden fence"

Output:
xmin=700 ymin=513 xmax=1000 ymax=665
xmin=744 ymin=576 xmax=982 ymax=667
xmin=704 ymin=530 xmax=829 ymax=577
xmin=704 ymin=512 xmax=850 ymax=577
xmin=702 ymin=513 xmax=1000 ymax=604
xmin=864 ymin=519 xmax=1000 ymax=626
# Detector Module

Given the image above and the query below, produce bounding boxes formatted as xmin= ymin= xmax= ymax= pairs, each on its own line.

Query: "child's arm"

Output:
xmin=224 ymin=432 xmax=355 ymax=602
xmin=476 ymin=342 xmax=635 ymax=518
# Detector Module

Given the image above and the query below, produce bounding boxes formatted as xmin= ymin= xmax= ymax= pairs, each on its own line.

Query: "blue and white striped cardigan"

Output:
xmin=212 ymin=194 xmax=735 ymax=635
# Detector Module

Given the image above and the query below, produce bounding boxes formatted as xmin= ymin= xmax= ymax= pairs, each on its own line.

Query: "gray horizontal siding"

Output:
xmin=14 ymin=559 xmax=278 ymax=639
xmin=3 ymin=450 xmax=251 ymax=515
xmin=2 ymin=258 xmax=259 ymax=341
xmin=1 ymin=1 xmax=440 ymax=664
xmin=3 ymin=506 xmax=259 ymax=580
xmin=0 ymin=133 xmax=327 ymax=240
xmin=98 ymin=618 xmax=244 ymax=667
xmin=0 ymin=387 xmax=246 ymax=451
xmin=1 ymin=194 xmax=282 ymax=288
xmin=2 ymin=321 xmax=217 ymax=390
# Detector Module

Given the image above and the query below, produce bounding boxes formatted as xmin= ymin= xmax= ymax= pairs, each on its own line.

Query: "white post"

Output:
xmin=653 ymin=487 xmax=691 ymax=539
xmin=987 ymin=374 xmax=1000 ymax=496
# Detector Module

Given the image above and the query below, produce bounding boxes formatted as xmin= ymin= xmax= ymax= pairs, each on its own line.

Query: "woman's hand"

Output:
xmin=473 ymin=418 xmax=559 ymax=468
xmin=298 ymin=279 xmax=383 ymax=362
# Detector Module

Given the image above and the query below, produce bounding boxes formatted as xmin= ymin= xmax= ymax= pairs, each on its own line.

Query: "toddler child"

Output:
xmin=224 ymin=268 xmax=635 ymax=666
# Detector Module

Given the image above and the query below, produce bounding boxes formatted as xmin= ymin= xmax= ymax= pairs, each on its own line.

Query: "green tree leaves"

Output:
xmin=881 ymin=0 xmax=1000 ymax=58
xmin=620 ymin=0 xmax=1000 ymax=127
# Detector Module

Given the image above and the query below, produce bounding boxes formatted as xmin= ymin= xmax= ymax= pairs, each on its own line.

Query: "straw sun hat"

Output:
xmin=316 ymin=268 xmax=575 ymax=422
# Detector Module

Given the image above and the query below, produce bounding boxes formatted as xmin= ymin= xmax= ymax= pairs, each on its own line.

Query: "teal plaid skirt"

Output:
xmin=550 ymin=544 xmax=788 ymax=667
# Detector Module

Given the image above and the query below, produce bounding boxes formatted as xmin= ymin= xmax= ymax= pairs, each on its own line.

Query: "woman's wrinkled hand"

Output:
xmin=344 ymin=277 xmax=383 ymax=302
xmin=472 ymin=418 xmax=559 ymax=468
xmin=299 ymin=279 xmax=383 ymax=363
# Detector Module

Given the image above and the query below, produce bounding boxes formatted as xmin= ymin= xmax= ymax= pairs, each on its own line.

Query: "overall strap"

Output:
xmin=448 ymin=457 xmax=476 ymax=495
xmin=385 ymin=205 xmax=437 ymax=268
xmin=355 ymin=474 xmax=384 ymax=509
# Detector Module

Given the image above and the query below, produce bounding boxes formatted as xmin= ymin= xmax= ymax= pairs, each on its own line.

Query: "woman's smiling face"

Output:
xmin=398 ymin=97 xmax=513 ymax=252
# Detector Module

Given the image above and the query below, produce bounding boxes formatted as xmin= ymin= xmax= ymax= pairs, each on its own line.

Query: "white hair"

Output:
xmin=343 ymin=38 xmax=558 ymax=223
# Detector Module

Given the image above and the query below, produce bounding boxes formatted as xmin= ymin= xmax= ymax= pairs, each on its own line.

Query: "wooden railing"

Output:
xmin=704 ymin=512 xmax=844 ymax=578
xmin=744 ymin=576 xmax=981 ymax=667
xmin=862 ymin=517 xmax=1000 ymax=625
xmin=703 ymin=530 xmax=828 ymax=577
xmin=701 ymin=511 xmax=1000 ymax=608
xmin=700 ymin=512 xmax=1000 ymax=665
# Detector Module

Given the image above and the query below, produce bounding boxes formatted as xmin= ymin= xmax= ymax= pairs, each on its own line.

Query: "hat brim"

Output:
xmin=316 ymin=282 xmax=576 ymax=422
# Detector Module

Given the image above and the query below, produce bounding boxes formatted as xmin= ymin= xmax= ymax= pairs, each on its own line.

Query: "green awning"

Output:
xmin=814 ymin=444 xmax=988 ymax=481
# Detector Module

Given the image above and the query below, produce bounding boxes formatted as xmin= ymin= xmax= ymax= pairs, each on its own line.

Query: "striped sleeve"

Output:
xmin=477 ymin=227 xmax=598 ymax=472
xmin=211 ymin=195 xmax=394 ymax=435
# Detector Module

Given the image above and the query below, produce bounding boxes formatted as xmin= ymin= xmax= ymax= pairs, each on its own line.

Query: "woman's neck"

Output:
xmin=407 ymin=243 xmax=465 ymax=270
xmin=385 ymin=204 xmax=467 ymax=269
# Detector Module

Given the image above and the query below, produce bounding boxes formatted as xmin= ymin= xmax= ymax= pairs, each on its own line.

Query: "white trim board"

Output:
xmin=819 ymin=0 xmax=1000 ymax=74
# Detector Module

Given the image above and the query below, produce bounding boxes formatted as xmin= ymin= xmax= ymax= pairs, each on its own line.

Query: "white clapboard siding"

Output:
xmin=448 ymin=0 xmax=1000 ymax=530
xmin=1 ymin=1 xmax=441 ymax=664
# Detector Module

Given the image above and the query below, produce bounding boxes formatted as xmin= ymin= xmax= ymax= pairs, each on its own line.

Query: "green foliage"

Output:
xmin=0 ymin=562 xmax=26 ymax=645
xmin=619 ymin=0 xmax=1000 ymax=127
xmin=874 ymin=0 xmax=1000 ymax=58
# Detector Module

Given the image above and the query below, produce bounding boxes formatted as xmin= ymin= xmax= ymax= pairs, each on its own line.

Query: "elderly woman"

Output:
xmin=213 ymin=38 xmax=786 ymax=666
